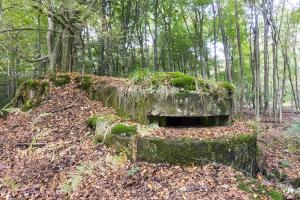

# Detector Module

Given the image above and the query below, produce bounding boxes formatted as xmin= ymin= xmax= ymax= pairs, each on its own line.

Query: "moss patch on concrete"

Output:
xmin=86 ymin=115 xmax=105 ymax=128
xmin=130 ymin=70 xmax=235 ymax=94
xmin=111 ymin=124 xmax=137 ymax=137
xmin=136 ymin=134 xmax=257 ymax=175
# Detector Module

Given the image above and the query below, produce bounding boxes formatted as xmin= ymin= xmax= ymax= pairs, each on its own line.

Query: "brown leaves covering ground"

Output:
xmin=143 ymin=121 xmax=254 ymax=140
xmin=0 ymin=79 xmax=250 ymax=199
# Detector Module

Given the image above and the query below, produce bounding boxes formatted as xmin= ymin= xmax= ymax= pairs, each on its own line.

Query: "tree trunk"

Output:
xmin=217 ymin=1 xmax=232 ymax=82
xmin=262 ymin=1 xmax=270 ymax=114
xmin=153 ymin=0 xmax=159 ymax=71
xmin=234 ymin=0 xmax=244 ymax=111
xmin=212 ymin=1 xmax=218 ymax=81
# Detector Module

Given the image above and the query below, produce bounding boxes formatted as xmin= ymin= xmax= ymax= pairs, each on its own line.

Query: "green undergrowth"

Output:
xmin=111 ymin=124 xmax=137 ymax=136
xmin=236 ymin=176 xmax=284 ymax=200
xmin=75 ymin=75 xmax=93 ymax=91
xmin=50 ymin=74 xmax=71 ymax=86
xmin=129 ymin=69 xmax=235 ymax=94
xmin=86 ymin=115 xmax=105 ymax=128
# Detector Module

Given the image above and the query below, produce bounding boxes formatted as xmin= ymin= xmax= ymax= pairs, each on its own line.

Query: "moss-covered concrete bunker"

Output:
xmin=91 ymin=115 xmax=257 ymax=176
xmin=78 ymin=72 xmax=235 ymax=127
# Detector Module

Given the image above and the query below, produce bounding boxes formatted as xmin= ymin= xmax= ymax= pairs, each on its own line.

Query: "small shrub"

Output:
xmin=111 ymin=124 xmax=137 ymax=136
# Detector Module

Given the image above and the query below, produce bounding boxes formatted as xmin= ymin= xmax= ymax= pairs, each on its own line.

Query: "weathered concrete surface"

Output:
xmin=97 ymin=131 xmax=257 ymax=176
xmin=80 ymin=81 xmax=233 ymax=126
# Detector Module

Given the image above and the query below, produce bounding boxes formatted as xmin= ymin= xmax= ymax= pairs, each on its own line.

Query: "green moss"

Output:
xmin=237 ymin=176 xmax=283 ymax=199
xmin=152 ymin=72 xmax=196 ymax=91
xmin=171 ymin=75 xmax=195 ymax=90
xmin=27 ymin=80 xmax=40 ymax=89
xmin=86 ymin=115 xmax=105 ymax=128
xmin=111 ymin=124 xmax=137 ymax=136
xmin=136 ymin=134 xmax=257 ymax=175
xmin=129 ymin=71 xmax=236 ymax=95
xmin=77 ymin=75 xmax=93 ymax=91
xmin=218 ymin=81 xmax=235 ymax=93
xmin=50 ymin=74 xmax=71 ymax=86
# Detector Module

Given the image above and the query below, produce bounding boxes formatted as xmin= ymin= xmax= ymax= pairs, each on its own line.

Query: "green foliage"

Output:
xmin=129 ymin=69 xmax=152 ymax=83
xmin=129 ymin=71 xmax=235 ymax=95
xmin=27 ymin=80 xmax=40 ymax=89
xmin=86 ymin=115 xmax=104 ymax=128
xmin=218 ymin=81 xmax=236 ymax=93
xmin=111 ymin=124 xmax=137 ymax=136
xmin=61 ymin=164 xmax=93 ymax=194
xmin=127 ymin=166 xmax=140 ymax=177
xmin=268 ymin=189 xmax=284 ymax=200
xmin=170 ymin=74 xmax=196 ymax=90
xmin=0 ymin=107 xmax=11 ymax=118
xmin=279 ymin=160 xmax=290 ymax=168
xmin=237 ymin=177 xmax=283 ymax=199
xmin=76 ymin=75 xmax=93 ymax=91
xmin=50 ymin=74 xmax=71 ymax=86
xmin=22 ymin=100 xmax=35 ymax=111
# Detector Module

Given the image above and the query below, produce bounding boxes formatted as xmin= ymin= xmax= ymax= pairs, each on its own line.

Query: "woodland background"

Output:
xmin=0 ymin=0 xmax=299 ymax=122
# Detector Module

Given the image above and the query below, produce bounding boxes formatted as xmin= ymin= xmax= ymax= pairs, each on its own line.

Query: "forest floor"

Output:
xmin=0 ymin=79 xmax=299 ymax=199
